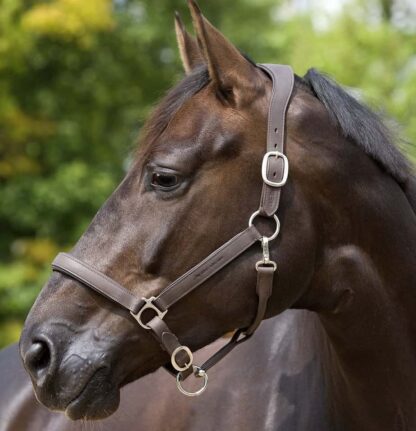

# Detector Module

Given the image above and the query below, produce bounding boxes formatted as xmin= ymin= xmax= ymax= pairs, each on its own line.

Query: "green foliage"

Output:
xmin=1 ymin=0 xmax=416 ymax=348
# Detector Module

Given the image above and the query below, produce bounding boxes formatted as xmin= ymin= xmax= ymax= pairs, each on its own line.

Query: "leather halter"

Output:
xmin=52 ymin=64 xmax=294 ymax=396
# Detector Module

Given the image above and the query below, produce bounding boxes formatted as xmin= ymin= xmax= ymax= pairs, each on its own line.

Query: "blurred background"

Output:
xmin=1 ymin=0 xmax=415 ymax=348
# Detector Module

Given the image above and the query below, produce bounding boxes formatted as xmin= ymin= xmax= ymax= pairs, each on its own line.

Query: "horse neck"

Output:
xmin=299 ymin=135 xmax=416 ymax=429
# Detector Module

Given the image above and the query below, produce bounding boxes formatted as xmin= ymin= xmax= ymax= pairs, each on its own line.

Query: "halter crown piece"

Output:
xmin=52 ymin=64 xmax=294 ymax=396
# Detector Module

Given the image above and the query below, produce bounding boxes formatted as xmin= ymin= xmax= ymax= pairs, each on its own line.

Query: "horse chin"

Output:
xmin=63 ymin=368 xmax=121 ymax=420
xmin=65 ymin=390 xmax=120 ymax=421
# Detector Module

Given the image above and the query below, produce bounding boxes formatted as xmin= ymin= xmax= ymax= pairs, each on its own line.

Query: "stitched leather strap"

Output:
xmin=157 ymin=264 xmax=275 ymax=379
xmin=147 ymin=317 xmax=192 ymax=372
xmin=257 ymin=64 xmax=294 ymax=217
xmin=190 ymin=265 xmax=275 ymax=374
xmin=246 ymin=265 xmax=274 ymax=335
xmin=52 ymin=253 xmax=143 ymax=314
xmin=154 ymin=225 xmax=261 ymax=311
xmin=52 ymin=225 xmax=261 ymax=319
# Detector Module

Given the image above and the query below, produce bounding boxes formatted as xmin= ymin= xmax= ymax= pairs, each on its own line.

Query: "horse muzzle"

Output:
xmin=20 ymin=322 xmax=120 ymax=420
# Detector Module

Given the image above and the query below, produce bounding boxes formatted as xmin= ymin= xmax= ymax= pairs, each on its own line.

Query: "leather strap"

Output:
xmin=161 ymin=265 xmax=274 ymax=377
xmin=154 ymin=225 xmax=261 ymax=311
xmin=52 ymin=225 xmax=261 ymax=319
xmin=170 ymin=263 xmax=275 ymax=377
xmin=52 ymin=253 xmax=143 ymax=314
xmin=245 ymin=265 xmax=274 ymax=335
xmin=199 ymin=329 xmax=250 ymax=372
xmin=147 ymin=317 xmax=192 ymax=371
xmin=257 ymin=64 xmax=294 ymax=217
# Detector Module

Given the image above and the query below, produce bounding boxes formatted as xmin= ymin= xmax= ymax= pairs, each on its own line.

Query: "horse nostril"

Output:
xmin=24 ymin=340 xmax=52 ymax=379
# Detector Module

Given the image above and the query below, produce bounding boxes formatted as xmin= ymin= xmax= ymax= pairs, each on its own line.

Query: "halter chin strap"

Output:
xmin=51 ymin=63 xmax=294 ymax=396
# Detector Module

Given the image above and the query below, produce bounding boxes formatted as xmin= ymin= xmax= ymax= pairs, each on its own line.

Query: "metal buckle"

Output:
xmin=130 ymin=296 xmax=167 ymax=330
xmin=176 ymin=366 xmax=208 ymax=397
xmin=171 ymin=345 xmax=193 ymax=372
xmin=261 ymin=151 xmax=289 ymax=187
xmin=248 ymin=211 xmax=280 ymax=241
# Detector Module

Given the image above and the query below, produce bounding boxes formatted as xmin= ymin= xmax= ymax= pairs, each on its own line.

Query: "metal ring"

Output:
xmin=176 ymin=366 xmax=208 ymax=397
xmin=248 ymin=211 xmax=280 ymax=241
xmin=171 ymin=346 xmax=193 ymax=372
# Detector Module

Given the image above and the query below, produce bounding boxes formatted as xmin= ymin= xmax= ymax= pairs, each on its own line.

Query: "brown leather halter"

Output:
xmin=51 ymin=64 xmax=294 ymax=396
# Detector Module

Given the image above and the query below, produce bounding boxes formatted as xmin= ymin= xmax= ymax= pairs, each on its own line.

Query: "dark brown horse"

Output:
xmin=15 ymin=1 xmax=416 ymax=429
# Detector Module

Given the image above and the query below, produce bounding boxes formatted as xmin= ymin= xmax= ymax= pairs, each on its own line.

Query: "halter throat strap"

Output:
xmin=51 ymin=63 xmax=294 ymax=396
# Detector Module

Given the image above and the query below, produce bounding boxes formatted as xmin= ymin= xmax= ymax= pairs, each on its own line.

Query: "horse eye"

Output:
xmin=151 ymin=172 xmax=179 ymax=189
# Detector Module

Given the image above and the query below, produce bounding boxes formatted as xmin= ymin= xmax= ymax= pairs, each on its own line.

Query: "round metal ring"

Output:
xmin=171 ymin=346 xmax=193 ymax=372
xmin=176 ymin=366 xmax=208 ymax=397
xmin=248 ymin=211 xmax=280 ymax=241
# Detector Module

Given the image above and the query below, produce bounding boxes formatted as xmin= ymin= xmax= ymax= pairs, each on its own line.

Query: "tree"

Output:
xmin=1 ymin=0 xmax=415 ymax=347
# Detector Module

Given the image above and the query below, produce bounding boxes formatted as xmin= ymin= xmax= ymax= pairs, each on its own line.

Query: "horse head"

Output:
xmin=20 ymin=0 xmax=326 ymax=420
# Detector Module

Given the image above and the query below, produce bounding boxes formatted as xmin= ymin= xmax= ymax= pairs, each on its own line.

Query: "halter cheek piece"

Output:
xmin=51 ymin=64 xmax=294 ymax=397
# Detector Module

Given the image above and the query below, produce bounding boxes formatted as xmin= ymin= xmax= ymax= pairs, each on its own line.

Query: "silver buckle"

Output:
xmin=171 ymin=345 xmax=193 ymax=372
xmin=261 ymin=151 xmax=289 ymax=187
xmin=130 ymin=296 xmax=167 ymax=330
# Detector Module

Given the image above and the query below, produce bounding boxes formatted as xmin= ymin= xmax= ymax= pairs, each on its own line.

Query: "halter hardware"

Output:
xmin=51 ymin=63 xmax=294 ymax=398
xmin=130 ymin=296 xmax=167 ymax=330
xmin=176 ymin=366 xmax=208 ymax=397
xmin=248 ymin=211 xmax=280 ymax=242
xmin=255 ymin=237 xmax=277 ymax=271
xmin=262 ymin=151 xmax=289 ymax=187
xmin=171 ymin=346 xmax=193 ymax=372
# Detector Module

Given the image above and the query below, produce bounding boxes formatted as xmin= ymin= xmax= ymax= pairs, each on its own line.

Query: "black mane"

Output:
xmin=303 ymin=68 xmax=413 ymax=185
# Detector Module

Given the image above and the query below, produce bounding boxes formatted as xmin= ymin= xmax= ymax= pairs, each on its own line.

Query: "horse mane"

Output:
xmin=303 ymin=68 xmax=416 ymax=212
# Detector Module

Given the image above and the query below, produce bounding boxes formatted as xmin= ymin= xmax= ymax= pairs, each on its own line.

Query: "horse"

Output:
xmin=1 ymin=311 xmax=330 ymax=431
xmin=15 ymin=1 xmax=416 ymax=429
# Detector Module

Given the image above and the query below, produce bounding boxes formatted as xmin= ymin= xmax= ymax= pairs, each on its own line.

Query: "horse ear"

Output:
xmin=175 ymin=11 xmax=205 ymax=74
xmin=187 ymin=0 xmax=260 ymax=103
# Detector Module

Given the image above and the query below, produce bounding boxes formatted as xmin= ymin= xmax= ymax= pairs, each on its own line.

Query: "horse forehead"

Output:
xmin=155 ymin=114 xmax=243 ymax=163
xmin=165 ymin=91 xmax=222 ymax=139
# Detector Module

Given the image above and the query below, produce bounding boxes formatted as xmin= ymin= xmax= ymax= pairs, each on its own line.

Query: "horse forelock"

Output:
xmin=138 ymin=66 xmax=210 ymax=155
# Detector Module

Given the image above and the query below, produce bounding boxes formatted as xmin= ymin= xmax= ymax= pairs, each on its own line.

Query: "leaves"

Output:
xmin=1 ymin=0 xmax=416 ymax=347
xmin=22 ymin=0 xmax=114 ymax=46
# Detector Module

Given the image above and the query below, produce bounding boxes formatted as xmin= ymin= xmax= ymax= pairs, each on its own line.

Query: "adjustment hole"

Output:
xmin=273 ymin=172 xmax=276 ymax=177
xmin=274 ymin=143 xmax=277 ymax=148
xmin=274 ymin=128 xmax=278 ymax=133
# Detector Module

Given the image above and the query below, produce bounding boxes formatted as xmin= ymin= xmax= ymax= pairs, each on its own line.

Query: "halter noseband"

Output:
xmin=51 ymin=64 xmax=294 ymax=396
